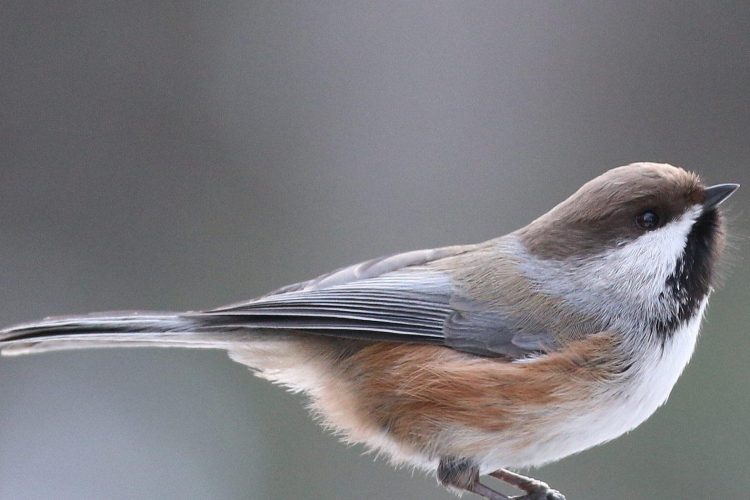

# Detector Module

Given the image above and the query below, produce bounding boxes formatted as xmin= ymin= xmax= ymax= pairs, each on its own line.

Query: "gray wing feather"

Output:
xmin=259 ymin=246 xmax=466 ymax=297
xmin=1 ymin=244 xmax=559 ymax=359
xmin=443 ymin=310 xmax=557 ymax=357
xmin=201 ymin=245 xmax=556 ymax=359
xmin=202 ymin=269 xmax=454 ymax=341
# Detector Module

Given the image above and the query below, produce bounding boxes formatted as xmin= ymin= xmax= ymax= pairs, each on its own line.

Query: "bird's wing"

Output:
xmin=0 ymin=244 xmax=564 ymax=359
xmin=199 ymin=244 xmax=558 ymax=359
xmin=256 ymin=246 xmax=468 ymax=297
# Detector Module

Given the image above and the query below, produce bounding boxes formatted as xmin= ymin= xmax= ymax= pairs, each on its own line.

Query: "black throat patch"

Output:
xmin=653 ymin=208 xmax=720 ymax=339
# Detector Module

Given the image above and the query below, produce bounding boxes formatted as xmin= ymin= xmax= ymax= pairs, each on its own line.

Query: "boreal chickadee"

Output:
xmin=0 ymin=162 xmax=739 ymax=499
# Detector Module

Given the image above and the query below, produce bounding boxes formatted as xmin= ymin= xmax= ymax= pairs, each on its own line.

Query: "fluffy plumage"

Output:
xmin=0 ymin=162 xmax=737 ymax=499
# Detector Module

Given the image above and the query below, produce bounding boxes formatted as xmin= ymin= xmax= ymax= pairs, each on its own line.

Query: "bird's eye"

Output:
xmin=635 ymin=210 xmax=660 ymax=230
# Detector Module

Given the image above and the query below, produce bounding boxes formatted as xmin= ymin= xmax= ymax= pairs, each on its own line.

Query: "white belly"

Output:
xmin=476 ymin=298 xmax=707 ymax=471
xmin=229 ymin=300 xmax=708 ymax=474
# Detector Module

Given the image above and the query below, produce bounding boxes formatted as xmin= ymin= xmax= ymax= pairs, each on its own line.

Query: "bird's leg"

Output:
xmin=438 ymin=457 xmax=511 ymax=500
xmin=469 ymin=481 xmax=512 ymax=500
xmin=489 ymin=469 xmax=566 ymax=500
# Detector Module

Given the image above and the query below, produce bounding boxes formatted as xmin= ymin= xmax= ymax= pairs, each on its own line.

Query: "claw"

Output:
xmin=512 ymin=489 xmax=566 ymax=500
xmin=489 ymin=469 xmax=565 ymax=500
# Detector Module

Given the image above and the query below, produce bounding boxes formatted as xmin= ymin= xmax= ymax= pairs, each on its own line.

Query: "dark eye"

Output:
xmin=635 ymin=210 xmax=660 ymax=230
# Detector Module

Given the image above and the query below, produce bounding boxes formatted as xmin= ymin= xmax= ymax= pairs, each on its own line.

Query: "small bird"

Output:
xmin=0 ymin=163 xmax=738 ymax=499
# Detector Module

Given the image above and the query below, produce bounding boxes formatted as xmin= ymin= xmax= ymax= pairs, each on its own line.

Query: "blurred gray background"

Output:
xmin=1 ymin=2 xmax=749 ymax=499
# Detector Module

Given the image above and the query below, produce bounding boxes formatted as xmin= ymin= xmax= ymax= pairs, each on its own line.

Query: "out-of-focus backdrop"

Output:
xmin=1 ymin=2 xmax=749 ymax=499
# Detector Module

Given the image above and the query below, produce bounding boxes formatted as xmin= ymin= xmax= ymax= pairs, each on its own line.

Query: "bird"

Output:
xmin=0 ymin=162 xmax=738 ymax=499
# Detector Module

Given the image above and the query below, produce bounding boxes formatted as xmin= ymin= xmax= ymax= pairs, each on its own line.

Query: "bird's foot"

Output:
xmin=439 ymin=457 xmax=512 ymax=499
xmin=511 ymin=487 xmax=565 ymax=500
xmin=490 ymin=469 xmax=566 ymax=500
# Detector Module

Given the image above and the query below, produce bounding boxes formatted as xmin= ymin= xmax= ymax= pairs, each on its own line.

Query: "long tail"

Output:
xmin=0 ymin=311 xmax=250 ymax=357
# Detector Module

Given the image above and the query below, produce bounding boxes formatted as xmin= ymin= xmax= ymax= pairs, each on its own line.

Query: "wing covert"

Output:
xmin=199 ymin=244 xmax=559 ymax=359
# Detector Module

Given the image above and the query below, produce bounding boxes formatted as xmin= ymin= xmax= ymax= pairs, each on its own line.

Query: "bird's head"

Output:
xmin=517 ymin=162 xmax=738 ymax=337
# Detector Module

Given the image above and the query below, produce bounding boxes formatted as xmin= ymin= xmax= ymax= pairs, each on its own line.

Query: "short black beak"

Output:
xmin=703 ymin=183 xmax=740 ymax=210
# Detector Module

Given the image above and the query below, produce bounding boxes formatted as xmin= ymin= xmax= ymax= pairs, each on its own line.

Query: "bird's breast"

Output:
xmin=473 ymin=297 xmax=707 ymax=470
xmin=228 ymin=299 xmax=706 ymax=473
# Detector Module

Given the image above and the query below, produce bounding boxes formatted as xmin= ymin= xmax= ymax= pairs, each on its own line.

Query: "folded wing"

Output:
xmin=1 ymin=244 xmax=558 ymax=359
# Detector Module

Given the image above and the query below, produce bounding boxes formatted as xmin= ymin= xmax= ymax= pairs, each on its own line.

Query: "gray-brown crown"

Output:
xmin=518 ymin=162 xmax=708 ymax=260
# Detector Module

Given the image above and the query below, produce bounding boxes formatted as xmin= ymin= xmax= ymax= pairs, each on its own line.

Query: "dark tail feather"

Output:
xmin=0 ymin=311 xmax=247 ymax=356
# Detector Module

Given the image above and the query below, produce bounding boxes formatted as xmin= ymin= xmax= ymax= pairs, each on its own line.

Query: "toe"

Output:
xmin=512 ymin=486 xmax=566 ymax=500
xmin=545 ymin=489 xmax=565 ymax=500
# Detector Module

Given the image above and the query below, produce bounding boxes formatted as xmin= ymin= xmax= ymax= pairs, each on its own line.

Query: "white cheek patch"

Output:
xmin=612 ymin=205 xmax=702 ymax=282
xmin=594 ymin=205 xmax=702 ymax=304
xmin=518 ymin=205 xmax=704 ymax=332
